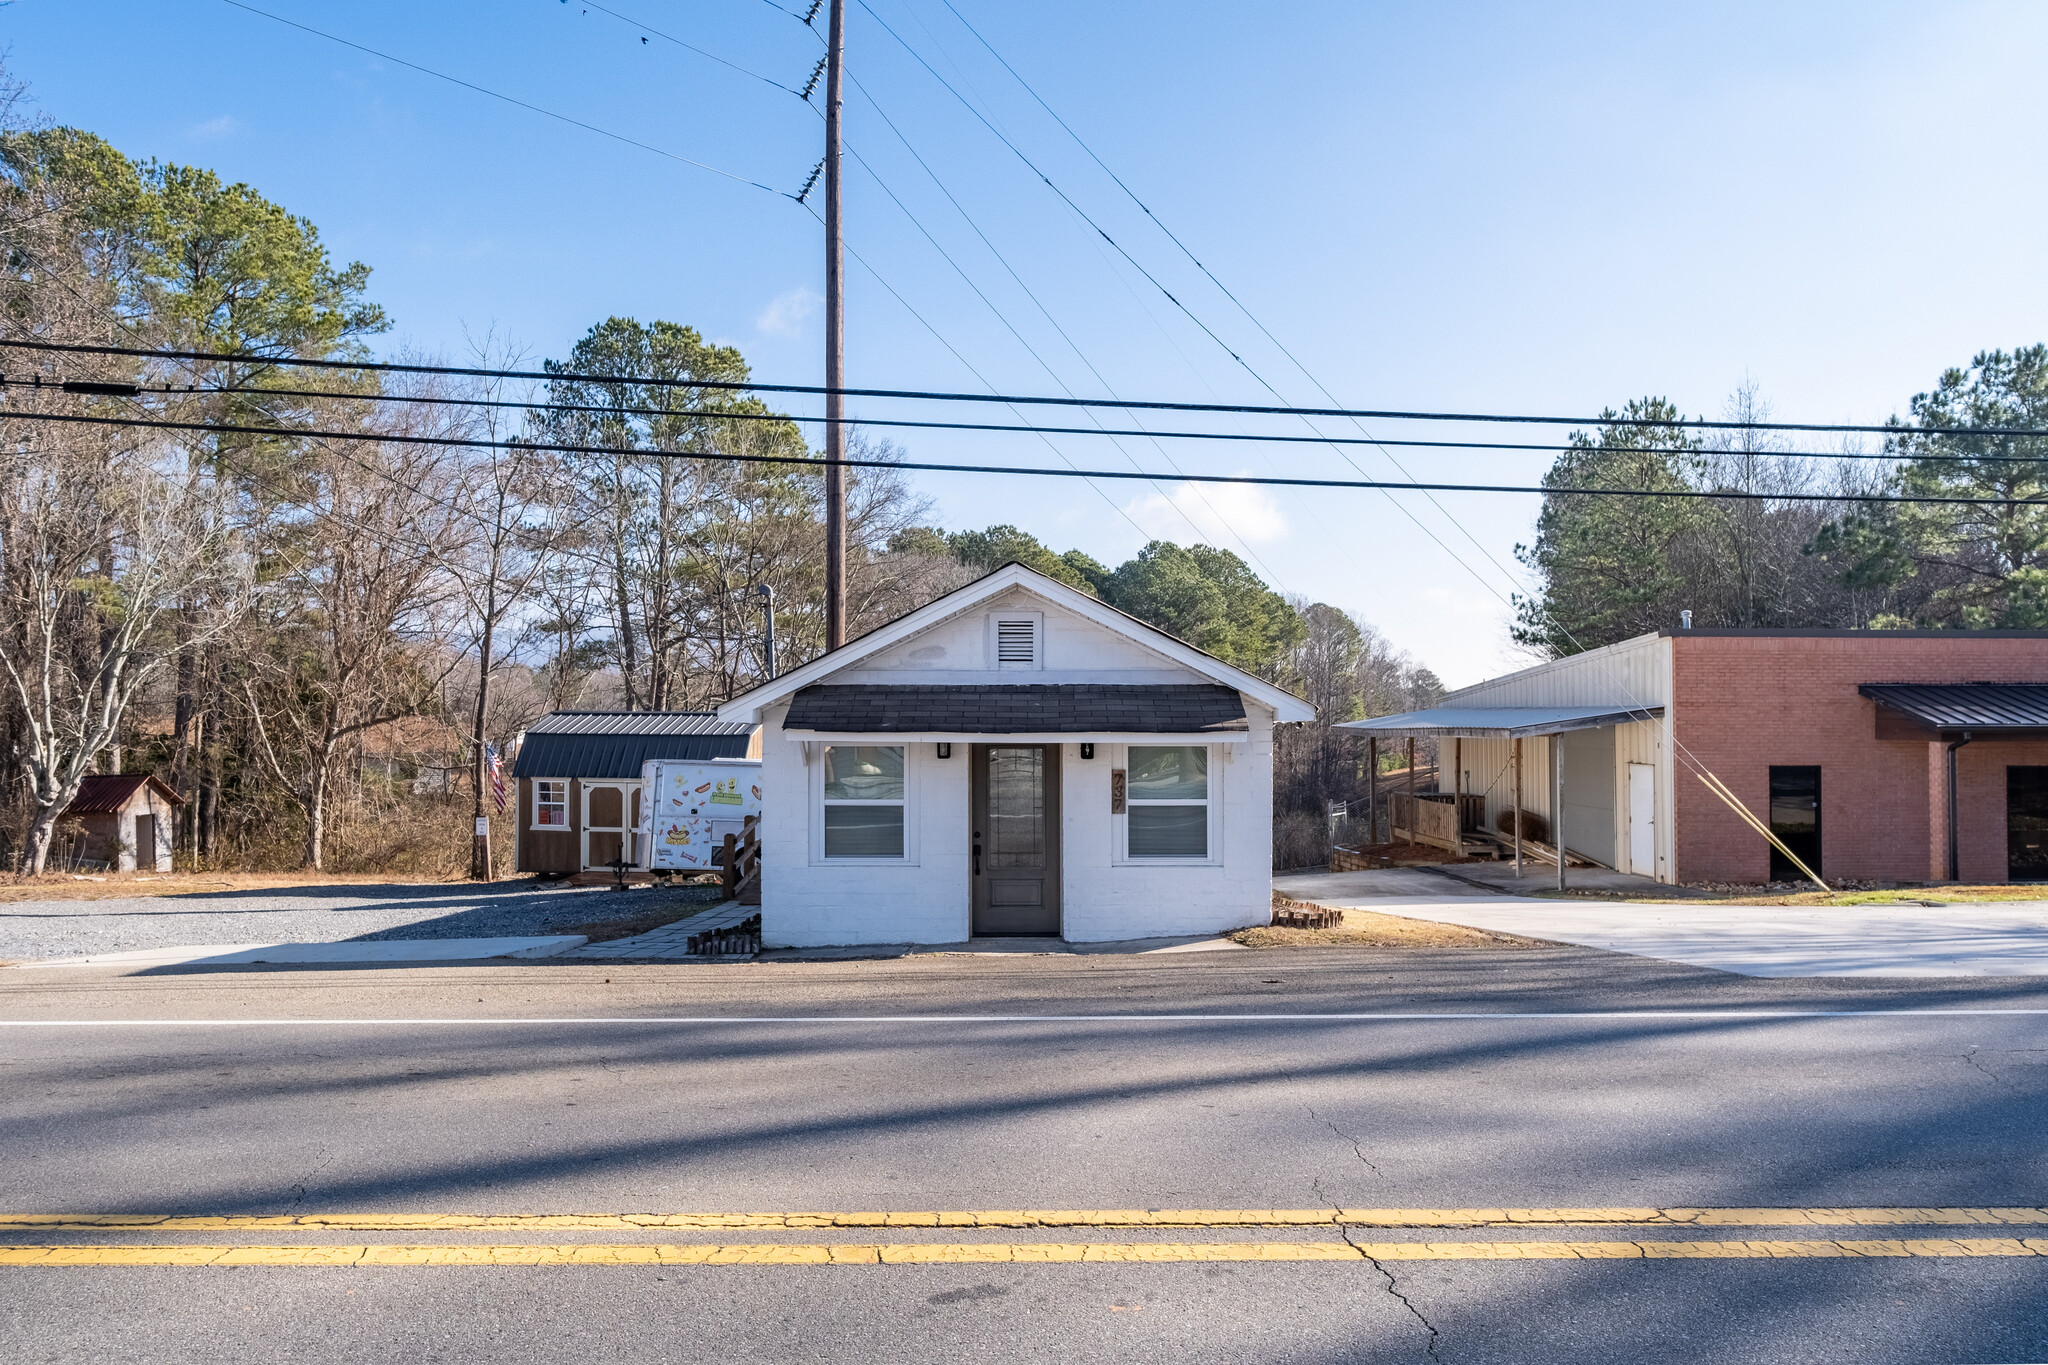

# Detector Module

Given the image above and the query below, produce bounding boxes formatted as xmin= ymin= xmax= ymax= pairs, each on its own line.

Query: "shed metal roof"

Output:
xmin=63 ymin=773 xmax=184 ymax=814
xmin=1339 ymin=704 xmax=1663 ymax=740
xmin=524 ymin=711 xmax=753 ymax=737
xmin=783 ymin=684 xmax=1249 ymax=735
xmin=512 ymin=711 xmax=757 ymax=779
xmin=1859 ymin=683 xmax=2048 ymax=734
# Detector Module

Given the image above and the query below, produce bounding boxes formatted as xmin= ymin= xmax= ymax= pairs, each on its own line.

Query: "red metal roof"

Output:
xmin=63 ymin=774 xmax=184 ymax=814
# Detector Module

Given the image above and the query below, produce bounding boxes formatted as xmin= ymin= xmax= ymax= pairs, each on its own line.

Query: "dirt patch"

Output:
xmin=558 ymin=885 xmax=730 ymax=943
xmin=1331 ymin=840 xmax=1497 ymax=868
xmin=0 ymin=870 xmax=491 ymax=903
xmin=1230 ymin=893 xmax=1551 ymax=949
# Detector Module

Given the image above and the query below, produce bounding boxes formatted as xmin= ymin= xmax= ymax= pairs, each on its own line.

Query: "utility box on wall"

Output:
xmin=643 ymin=758 xmax=763 ymax=872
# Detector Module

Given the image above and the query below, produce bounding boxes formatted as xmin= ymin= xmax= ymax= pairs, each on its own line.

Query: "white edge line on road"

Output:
xmin=2 ymin=1010 xmax=2048 ymax=1026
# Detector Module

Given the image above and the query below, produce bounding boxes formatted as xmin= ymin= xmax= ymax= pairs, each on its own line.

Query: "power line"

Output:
xmin=839 ymin=75 xmax=1285 ymax=583
xmin=13 ymin=408 xmax=2046 ymax=505
xmin=796 ymin=201 xmax=1160 ymax=545
xmin=566 ymin=0 xmax=807 ymax=95
xmin=18 ymin=338 xmax=2020 ymax=437
xmin=66 ymin=378 xmax=2013 ymax=465
xmin=218 ymin=0 xmax=786 ymax=194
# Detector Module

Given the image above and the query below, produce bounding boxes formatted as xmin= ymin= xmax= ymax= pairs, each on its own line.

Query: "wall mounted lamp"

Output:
xmin=1079 ymin=743 xmax=1095 ymax=759
xmin=936 ymin=743 xmax=952 ymax=759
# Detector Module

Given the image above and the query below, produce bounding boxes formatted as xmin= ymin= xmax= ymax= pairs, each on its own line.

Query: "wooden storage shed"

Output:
xmin=61 ymin=774 xmax=184 ymax=872
xmin=511 ymin=711 xmax=761 ymax=877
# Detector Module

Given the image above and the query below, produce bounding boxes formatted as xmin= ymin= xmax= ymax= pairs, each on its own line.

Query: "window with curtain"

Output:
xmin=822 ymin=745 xmax=906 ymax=857
xmin=1125 ymin=745 xmax=1209 ymax=858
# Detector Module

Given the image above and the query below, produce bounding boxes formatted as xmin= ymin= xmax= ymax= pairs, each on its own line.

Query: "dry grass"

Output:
xmin=1711 ymin=884 xmax=2048 ymax=907
xmin=1230 ymin=893 xmax=1551 ymax=949
xmin=0 ymin=869 xmax=496 ymax=903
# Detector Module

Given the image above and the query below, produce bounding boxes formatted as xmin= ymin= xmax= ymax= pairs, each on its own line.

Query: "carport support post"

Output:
xmin=1553 ymin=733 xmax=1566 ymax=892
xmin=1453 ymin=737 xmax=1464 ymax=854
xmin=1366 ymin=737 xmax=1378 ymax=845
xmin=1404 ymin=737 xmax=1415 ymax=847
xmin=1512 ymin=738 xmax=1523 ymax=876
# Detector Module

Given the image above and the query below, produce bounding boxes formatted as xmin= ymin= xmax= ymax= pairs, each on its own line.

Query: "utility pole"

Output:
xmin=755 ymin=583 xmax=777 ymax=680
xmin=823 ymin=0 xmax=847 ymax=651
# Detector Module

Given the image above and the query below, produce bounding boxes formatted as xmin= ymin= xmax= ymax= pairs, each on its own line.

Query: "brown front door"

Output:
xmin=971 ymin=744 xmax=1061 ymax=936
xmin=133 ymin=815 xmax=156 ymax=871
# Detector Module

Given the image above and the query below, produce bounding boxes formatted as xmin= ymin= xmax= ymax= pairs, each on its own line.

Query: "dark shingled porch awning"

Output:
xmin=783 ymin=684 xmax=1248 ymax=735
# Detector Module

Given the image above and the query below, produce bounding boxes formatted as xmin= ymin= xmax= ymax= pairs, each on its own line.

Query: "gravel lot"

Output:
xmin=0 ymin=880 xmax=720 ymax=962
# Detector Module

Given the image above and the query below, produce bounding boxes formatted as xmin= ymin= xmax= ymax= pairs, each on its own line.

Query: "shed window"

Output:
xmin=822 ymin=745 xmax=906 ymax=857
xmin=1125 ymin=745 xmax=1210 ymax=858
xmin=533 ymin=780 xmax=568 ymax=828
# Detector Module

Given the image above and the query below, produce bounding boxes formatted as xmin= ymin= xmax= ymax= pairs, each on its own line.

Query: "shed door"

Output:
xmin=583 ymin=784 xmax=633 ymax=870
xmin=133 ymin=815 xmax=157 ymax=873
xmin=1627 ymin=763 xmax=1655 ymax=876
xmin=971 ymin=745 xmax=1061 ymax=936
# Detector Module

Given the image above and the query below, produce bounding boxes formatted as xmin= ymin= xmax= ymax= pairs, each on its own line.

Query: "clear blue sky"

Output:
xmin=9 ymin=1 xmax=2048 ymax=685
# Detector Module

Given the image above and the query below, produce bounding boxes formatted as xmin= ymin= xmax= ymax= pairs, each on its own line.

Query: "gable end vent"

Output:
xmin=994 ymin=617 xmax=1039 ymax=668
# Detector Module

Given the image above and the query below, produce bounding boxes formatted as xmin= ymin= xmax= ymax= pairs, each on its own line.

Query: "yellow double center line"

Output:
xmin=6 ymin=1208 xmax=2047 ymax=1268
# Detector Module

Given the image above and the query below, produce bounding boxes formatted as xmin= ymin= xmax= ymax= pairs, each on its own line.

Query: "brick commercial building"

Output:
xmin=1346 ymin=630 xmax=2048 ymax=887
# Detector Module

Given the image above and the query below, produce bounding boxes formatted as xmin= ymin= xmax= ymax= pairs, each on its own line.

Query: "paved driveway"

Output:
xmin=1275 ymin=868 xmax=2048 ymax=976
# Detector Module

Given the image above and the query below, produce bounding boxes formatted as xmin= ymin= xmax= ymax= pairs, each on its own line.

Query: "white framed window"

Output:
xmin=987 ymin=612 xmax=1043 ymax=670
xmin=532 ymin=779 xmax=569 ymax=829
xmin=1116 ymin=745 xmax=1220 ymax=863
xmin=818 ymin=745 xmax=909 ymax=859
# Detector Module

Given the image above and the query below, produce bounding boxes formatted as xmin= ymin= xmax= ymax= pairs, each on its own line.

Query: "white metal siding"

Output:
xmin=1428 ymin=633 xmax=1675 ymax=882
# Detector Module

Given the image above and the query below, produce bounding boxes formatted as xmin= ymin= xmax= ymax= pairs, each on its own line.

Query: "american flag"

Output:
xmin=486 ymin=743 xmax=508 ymax=814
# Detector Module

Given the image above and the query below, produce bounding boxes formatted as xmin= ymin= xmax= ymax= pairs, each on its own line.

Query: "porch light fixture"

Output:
xmin=936 ymin=743 xmax=952 ymax=759
xmin=1079 ymin=743 xmax=1095 ymax=759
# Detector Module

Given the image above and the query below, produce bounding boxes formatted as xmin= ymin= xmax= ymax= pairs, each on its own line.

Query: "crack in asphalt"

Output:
xmin=1338 ymin=1221 xmax=1443 ymax=1362
xmin=1305 ymin=1104 xmax=1385 ymax=1180
xmin=1960 ymin=1047 xmax=2015 ymax=1090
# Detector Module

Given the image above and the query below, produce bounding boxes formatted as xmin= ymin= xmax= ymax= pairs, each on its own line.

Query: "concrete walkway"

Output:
xmin=1274 ymin=868 xmax=2048 ymax=977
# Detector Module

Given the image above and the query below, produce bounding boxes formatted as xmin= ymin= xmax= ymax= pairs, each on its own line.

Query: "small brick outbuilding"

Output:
xmin=61 ymin=774 xmax=183 ymax=872
xmin=1349 ymin=629 xmax=2048 ymax=887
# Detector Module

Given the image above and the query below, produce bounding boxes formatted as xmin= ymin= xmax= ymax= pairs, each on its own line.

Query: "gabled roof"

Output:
xmin=64 ymin=773 xmax=184 ymax=814
xmin=512 ymin=711 xmax=757 ymax=780
xmin=715 ymin=562 xmax=1314 ymax=724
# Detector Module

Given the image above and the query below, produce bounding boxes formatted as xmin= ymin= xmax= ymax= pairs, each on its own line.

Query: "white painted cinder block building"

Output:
xmin=715 ymin=564 xmax=1314 ymax=946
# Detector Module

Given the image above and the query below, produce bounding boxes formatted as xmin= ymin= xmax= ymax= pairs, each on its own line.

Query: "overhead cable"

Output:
xmin=218 ymin=0 xmax=785 ymax=194
xmin=9 ymin=340 xmax=2036 ymax=439
xmin=13 ymin=408 xmax=2047 ymax=505
xmin=51 ymin=378 xmax=2020 ymax=465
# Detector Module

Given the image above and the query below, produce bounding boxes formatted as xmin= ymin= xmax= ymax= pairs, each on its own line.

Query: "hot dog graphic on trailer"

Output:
xmin=642 ymin=758 xmax=762 ymax=871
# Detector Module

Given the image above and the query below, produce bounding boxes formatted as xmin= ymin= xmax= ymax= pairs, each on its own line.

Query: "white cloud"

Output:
xmin=189 ymin=115 xmax=238 ymax=138
xmin=1121 ymin=479 xmax=1288 ymax=547
xmin=755 ymin=287 xmax=822 ymax=338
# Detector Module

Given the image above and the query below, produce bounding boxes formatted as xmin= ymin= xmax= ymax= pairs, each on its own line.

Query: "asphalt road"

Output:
xmin=4 ymin=949 xmax=2047 ymax=1363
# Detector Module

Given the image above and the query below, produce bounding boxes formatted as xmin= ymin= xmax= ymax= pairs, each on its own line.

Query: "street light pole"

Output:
xmin=823 ymin=0 xmax=847 ymax=651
